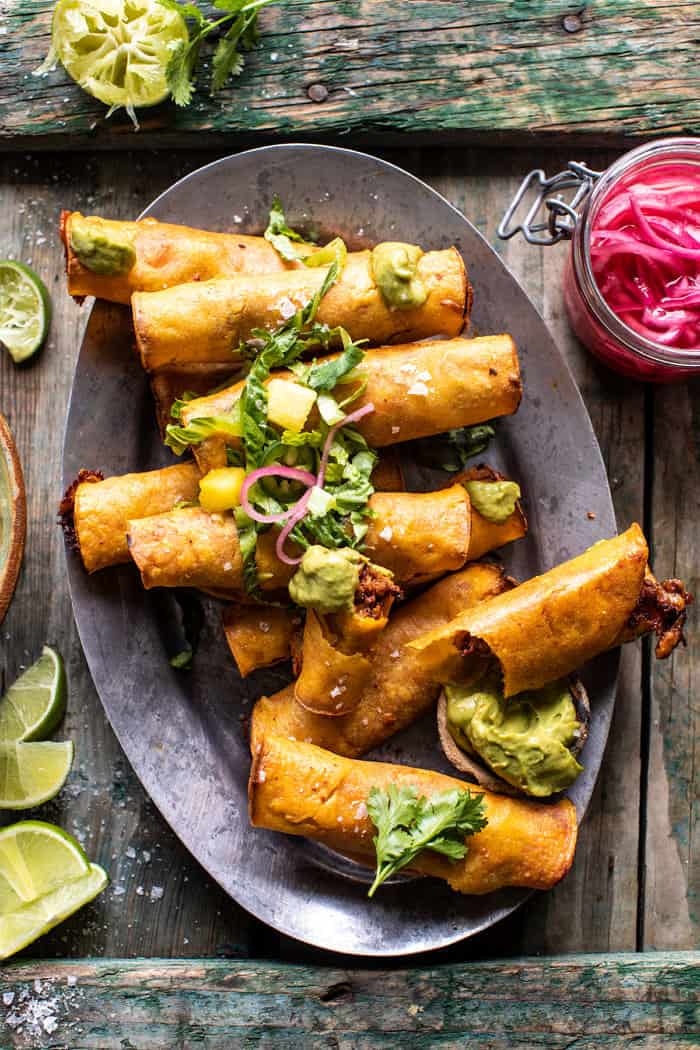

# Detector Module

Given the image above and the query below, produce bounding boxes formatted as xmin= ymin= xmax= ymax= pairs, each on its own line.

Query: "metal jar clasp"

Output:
xmin=498 ymin=162 xmax=602 ymax=245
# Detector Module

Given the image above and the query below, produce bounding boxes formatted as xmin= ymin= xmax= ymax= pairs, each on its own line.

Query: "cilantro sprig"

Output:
xmin=366 ymin=784 xmax=488 ymax=898
xmin=158 ymin=0 xmax=277 ymax=106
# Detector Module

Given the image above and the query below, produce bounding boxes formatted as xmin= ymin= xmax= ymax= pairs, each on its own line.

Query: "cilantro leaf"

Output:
xmin=367 ymin=784 xmax=487 ymax=897
xmin=159 ymin=0 xmax=276 ymax=103
xmin=164 ymin=36 xmax=203 ymax=108
xmin=158 ymin=0 xmax=206 ymax=23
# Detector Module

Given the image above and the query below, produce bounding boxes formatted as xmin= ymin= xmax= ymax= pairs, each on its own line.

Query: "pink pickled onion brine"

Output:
xmin=590 ymin=162 xmax=700 ymax=351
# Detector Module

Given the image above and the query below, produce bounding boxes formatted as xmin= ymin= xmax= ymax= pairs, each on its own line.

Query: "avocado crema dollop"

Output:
xmin=70 ymin=217 xmax=136 ymax=277
xmin=464 ymin=479 xmax=521 ymax=524
xmin=288 ymin=545 xmax=365 ymax=614
xmin=446 ymin=672 xmax=583 ymax=797
xmin=370 ymin=242 xmax=428 ymax=309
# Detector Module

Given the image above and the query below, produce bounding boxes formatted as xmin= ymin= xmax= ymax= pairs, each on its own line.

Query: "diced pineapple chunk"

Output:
xmin=199 ymin=468 xmax=246 ymax=512
xmin=266 ymin=379 xmax=316 ymax=433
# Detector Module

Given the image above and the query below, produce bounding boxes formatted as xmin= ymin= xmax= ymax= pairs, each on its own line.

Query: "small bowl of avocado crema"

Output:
xmin=437 ymin=668 xmax=590 ymax=799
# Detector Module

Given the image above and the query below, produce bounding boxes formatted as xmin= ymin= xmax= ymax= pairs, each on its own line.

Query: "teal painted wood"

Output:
xmin=1 ymin=1 xmax=699 ymax=149
xmin=0 ymin=954 xmax=698 ymax=1047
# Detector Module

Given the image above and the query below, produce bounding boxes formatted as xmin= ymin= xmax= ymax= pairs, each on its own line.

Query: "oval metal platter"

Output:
xmin=63 ymin=145 xmax=618 ymax=956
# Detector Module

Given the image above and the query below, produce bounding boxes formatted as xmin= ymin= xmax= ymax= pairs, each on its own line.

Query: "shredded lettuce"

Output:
xmin=263 ymin=194 xmax=307 ymax=262
xmin=165 ymin=408 xmax=242 ymax=456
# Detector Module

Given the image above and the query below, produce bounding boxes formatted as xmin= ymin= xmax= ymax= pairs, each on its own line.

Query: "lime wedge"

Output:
xmin=51 ymin=0 xmax=188 ymax=118
xmin=0 ymin=741 xmax=74 ymax=810
xmin=0 ymin=862 xmax=107 ymax=960
xmin=0 ymin=413 xmax=26 ymax=627
xmin=0 ymin=261 xmax=51 ymax=364
xmin=0 ymin=646 xmax=67 ymax=743
xmin=0 ymin=820 xmax=89 ymax=911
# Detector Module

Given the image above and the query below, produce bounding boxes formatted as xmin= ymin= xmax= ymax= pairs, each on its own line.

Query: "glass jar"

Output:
xmin=500 ymin=138 xmax=700 ymax=382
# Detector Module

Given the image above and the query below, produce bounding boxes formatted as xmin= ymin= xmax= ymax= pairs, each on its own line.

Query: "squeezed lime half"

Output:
xmin=50 ymin=0 xmax=189 ymax=116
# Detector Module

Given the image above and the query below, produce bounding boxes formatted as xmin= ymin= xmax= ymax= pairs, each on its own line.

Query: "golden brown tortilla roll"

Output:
xmin=364 ymin=486 xmax=470 ymax=587
xmin=408 ymin=524 xmax=691 ymax=696
xmin=127 ymin=506 xmax=244 ymax=592
xmin=294 ymin=610 xmax=375 ymax=718
xmin=249 ymin=735 xmax=578 ymax=895
xmin=133 ymin=248 xmax=467 ymax=374
xmin=294 ymin=565 xmax=399 ymax=717
xmin=370 ymin=447 xmax=405 ymax=492
xmin=124 ymin=478 xmax=522 ymax=599
xmin=223 ymin=604 xmax=299 ymax=677
xmin=452 ymin=465 xmax=528 ymax=561
xmin=251 ymin=562 xmax=512 ymax=757
xmin=60 ymin=462 xmax=201 ymax=574
xmin=60 ymin=211 xmax=309 ymax=303
xmin=180 ymin=335 xmax=521 ymax=472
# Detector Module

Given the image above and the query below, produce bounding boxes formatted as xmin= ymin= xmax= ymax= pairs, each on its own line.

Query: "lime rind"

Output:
xmin=0 ymin=646 xmax=68 ymax=743
xmin=0 ymin=862 xmax=107 ymax=960
xmin=0 ymin=261 xmax=51 ymax=364
xmin=0 ymin=820 xmax=90 ymax=909
xmin=50 ymin=0 xmax=188 ymax=120
xmin=0 ymin=740 xmax=74 ymax=810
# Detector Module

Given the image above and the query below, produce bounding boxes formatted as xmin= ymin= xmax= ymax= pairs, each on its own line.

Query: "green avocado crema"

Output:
xmin=70 ymin=217 xmax=136 ymax=277
xmin=464 ymin=479 xmax=521 ymax=524
xmin=370 ymin=242 xmax=428 ymax=309
xmin=288 ymin=545 xmax=365 ymax=614
xmin=446 ymin=672 xmax=583 ymax=797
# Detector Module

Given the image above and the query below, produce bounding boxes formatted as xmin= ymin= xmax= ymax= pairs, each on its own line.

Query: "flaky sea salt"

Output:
xmin=378 ymin=526 xmax=393 ymax=542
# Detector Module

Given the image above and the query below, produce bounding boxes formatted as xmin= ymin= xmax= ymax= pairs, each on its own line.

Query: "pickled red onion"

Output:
xmin=240 ymin=465 xmax=316 ymax=524
xmin=275 ymin=489 xmax=313 ymax=566
xmin=590 ymin=163 xmax=700 ymax=351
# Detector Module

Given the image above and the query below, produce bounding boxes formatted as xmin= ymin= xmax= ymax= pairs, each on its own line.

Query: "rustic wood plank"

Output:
xmin=0 ymin=954 xmax=697 ymax=1047
xmin=644 ymin=380 xmax=700 ymax=948
xmin=1 ymin=1 xmax=699 ymax=150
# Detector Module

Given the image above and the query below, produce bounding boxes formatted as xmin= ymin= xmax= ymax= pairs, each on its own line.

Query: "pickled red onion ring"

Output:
xmin=240 ymin=465 xmax=316 ymax=524
xmin=275 ymin=488 xmax=313 ymax=566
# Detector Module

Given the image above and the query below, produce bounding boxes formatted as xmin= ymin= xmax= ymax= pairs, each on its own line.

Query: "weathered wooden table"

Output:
xmin=1 ymin=1 xmax=699 ymax=1046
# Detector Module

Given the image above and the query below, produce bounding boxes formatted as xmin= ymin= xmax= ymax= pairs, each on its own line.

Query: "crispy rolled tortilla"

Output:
xmin=127 ymin=506 xmax=244 ymax=592
xmin=294 ymin=563 xmax=400 ymax=717
xmin=408 ymin=524 xmax=692 ymax=696
xmin=180 ymin=335 xmax=521 ymax=472
xmin=126 ymin=479 xmax=523 ymax=598
xmin=364 ymin=486 xmax=470 ymax=587
xmin=59 ymin=463 xmax=201 ymax=574
xmin=63 ymin=451 xmax=404 ymax=578
xmin=223 ymin=605 xmax=300 ymax=678
xmin=60 ymin=212 xmax=310 ymax=303
xmin=251 ymin=562 xmax=512 ymax=757
xmin=453 ymin=465 xmax=527 ymax=561
xmin=249 ymin=735 xmax=578 ymax=895
xmin=133 ymin=249 xmax=468 ymax=374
